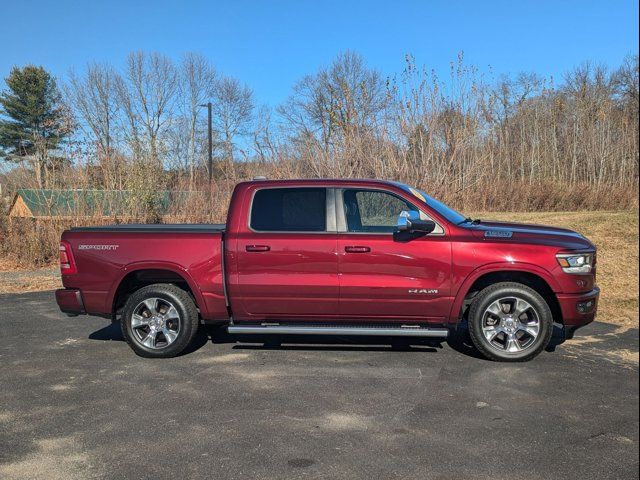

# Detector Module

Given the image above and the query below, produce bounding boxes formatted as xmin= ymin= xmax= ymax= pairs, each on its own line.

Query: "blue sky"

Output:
xmin=1 ymin=0 xmax=638 ymax=106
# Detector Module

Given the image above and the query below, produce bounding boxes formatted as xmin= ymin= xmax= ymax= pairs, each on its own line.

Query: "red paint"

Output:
xmin=56 ymin=179 xmax=599 ymax=333
xmin=337 ymin=232 xmax=452 ymax=320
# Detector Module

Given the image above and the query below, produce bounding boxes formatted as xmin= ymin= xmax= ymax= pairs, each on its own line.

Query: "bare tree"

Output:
xmin=279 ymin=51 xmax=387 ymax=150
xmin=66 ymin=63 xmax=122 ymax=188
xmin=211 ymin=76 xmax=254 ymax=163
xmin=116 ymin=52 xmax=178 ymax=165
xmin=252 ymin=105 xmax=278 ymax=163
xmin=178 ymin=52 xmax=217 ymax=187
xmin=612 ymin=54 xmax=639 ymax=116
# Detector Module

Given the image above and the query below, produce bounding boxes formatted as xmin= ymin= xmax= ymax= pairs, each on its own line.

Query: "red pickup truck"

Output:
xmin=55 ymin=179 xmax=599 ymax=361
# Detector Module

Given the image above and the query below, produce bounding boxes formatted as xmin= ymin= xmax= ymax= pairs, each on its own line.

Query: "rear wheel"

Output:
xmin=468 ymin=282 xmax=553 ymax=362
xmin=121 ymin=283 xmax=199 ymax=358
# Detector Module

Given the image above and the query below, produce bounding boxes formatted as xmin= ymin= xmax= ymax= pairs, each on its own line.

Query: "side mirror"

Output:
xmin=397 ymin=210 xmax=436 ymax=234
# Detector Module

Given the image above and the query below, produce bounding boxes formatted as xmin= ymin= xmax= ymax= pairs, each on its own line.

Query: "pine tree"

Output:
xmin=0 ymin=65 xmax=72 ymax=187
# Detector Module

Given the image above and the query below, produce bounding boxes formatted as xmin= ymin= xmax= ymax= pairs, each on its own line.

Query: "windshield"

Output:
xmin=397 ymin=184 xmax=467 ymax=225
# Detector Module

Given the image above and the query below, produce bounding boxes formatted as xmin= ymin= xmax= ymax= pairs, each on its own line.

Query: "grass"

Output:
xmin=470 ymin=210 xmax=639 ymax=328
xmin=0 ymin=259 xmax=60 ymax=293
xmin=1 ymin=210 xmax=637 ymax=328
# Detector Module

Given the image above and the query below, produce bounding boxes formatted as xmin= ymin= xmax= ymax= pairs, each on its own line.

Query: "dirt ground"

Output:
xmin=1 ymin=210 xmax=637 ymax=327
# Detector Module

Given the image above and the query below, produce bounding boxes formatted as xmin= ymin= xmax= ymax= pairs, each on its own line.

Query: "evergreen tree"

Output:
xmin=0 ymin=65 xmax=71 ymax=187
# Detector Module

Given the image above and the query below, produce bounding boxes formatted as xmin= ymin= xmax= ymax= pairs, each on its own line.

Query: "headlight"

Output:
xmin=556 ymin=253 xmax=594 ymax=274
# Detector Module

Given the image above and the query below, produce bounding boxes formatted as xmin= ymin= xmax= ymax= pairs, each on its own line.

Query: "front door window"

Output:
xmin=343 ymin=189 xmax=414 ymax=233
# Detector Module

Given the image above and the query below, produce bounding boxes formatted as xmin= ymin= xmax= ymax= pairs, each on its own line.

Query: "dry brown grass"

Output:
xmin=0 ymin=270 xmax=61 ymax=293
xmin=0 ymin=259 xmax=61 ymax=293
xmin=470 ymin=210 xmax=639 ymax=328
xmin=1 ymin=210 xmax=637 ymax=328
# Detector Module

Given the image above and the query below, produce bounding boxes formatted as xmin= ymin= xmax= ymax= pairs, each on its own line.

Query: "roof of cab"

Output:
xmin=238 ymin=178 xmax=403 ymax=188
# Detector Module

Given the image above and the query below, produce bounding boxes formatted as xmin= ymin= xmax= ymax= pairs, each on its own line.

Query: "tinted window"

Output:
xmin=397 ymin=183 xmax=467 ymax=225
xmin=251 ymin=188 xmax=326 ymax=232
xmin=343 ymin=189 xmax=413 ymax=233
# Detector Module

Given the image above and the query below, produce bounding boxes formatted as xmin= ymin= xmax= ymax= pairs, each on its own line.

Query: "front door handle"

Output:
xmin=246 ymin=245 xmax=271 ymax=252
xmin=345 ymin=246 xmax=371 ymax=253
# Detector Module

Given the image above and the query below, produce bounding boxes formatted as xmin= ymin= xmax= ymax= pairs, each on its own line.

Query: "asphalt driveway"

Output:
xmin=1 ymin=291 xmax=638 ymax=480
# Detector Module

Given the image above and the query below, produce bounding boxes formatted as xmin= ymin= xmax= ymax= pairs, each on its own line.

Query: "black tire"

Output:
xmin=468 ymin=282 xmax=553 ymax=362
xmin=121 ymin=283 xmax=199 ymax=358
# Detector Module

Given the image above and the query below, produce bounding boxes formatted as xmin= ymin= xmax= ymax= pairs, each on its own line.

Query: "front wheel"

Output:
xmin=468 ymin=282 xmax=553 ymax=362
xmin=121 ymin=283 xmax=199 ymax=358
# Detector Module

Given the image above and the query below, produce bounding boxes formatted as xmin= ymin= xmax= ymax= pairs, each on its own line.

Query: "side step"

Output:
xmin=227 ymin=324 xmax=449 ymax=338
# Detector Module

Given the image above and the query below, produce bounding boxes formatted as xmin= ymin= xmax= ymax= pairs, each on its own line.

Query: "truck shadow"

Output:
xmin=89 ymin=322 xmax=443 ymax=356
xmin=87 ymin=322 xmax=569 ymax=359
xmin=88 ymin=323 xmax=447 ymax=355
xmin=209 ymin=323 xmax=569 ymax=358
xmin=212 ymin=327 xmax=444 ymax=354
xmin=88 ymin=322 xmax=123 ymax=341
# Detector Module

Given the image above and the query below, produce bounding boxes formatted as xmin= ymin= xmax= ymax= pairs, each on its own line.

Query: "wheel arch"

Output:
xmin=108 ymin=262 xmax=205 ymax=318
xmin=450 ymin=263 xmax=562 ymax=325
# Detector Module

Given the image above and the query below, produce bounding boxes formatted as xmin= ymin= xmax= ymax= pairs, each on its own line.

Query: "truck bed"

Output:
xmin=60 ymin=224 xmax=228 ymax=320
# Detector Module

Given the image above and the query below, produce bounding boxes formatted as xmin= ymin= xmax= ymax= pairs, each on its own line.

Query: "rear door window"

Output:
xmin=251 ymin=188 xmax=327 ymax=232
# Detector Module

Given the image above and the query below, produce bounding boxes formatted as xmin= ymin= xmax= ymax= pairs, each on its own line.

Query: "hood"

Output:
xmin=465 ymin=220 xmax=595 ymax=250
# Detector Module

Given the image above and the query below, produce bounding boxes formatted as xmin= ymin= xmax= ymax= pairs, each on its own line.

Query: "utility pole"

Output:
xmin=200 ymin=102 xmax=213 ymax=184
xmin=206 ymin=102 xmax=213 ymax=184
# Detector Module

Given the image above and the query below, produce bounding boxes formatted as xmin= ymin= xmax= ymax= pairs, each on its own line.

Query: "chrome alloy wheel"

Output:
xmin=481 ymin=297 xmax=540 ymax=354
xmin=130 ymin=298 xmax=181 ymax=350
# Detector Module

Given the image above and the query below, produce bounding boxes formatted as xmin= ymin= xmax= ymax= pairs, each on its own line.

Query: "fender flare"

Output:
xmin=106 ymin=261 xmax=207 ymax=317
xmin=448 ymin=262 xmax=560 ymax=323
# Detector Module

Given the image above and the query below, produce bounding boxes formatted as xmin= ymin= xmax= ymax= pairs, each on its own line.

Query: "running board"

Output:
xmin=226 ymin=325 xmax=449 ymax=338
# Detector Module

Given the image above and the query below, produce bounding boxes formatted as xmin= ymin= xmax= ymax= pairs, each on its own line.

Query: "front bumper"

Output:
xmin=55 ymin=288 xmax=85 ymax=316
xmin=556 ymin=286 xmax=600 ymax=329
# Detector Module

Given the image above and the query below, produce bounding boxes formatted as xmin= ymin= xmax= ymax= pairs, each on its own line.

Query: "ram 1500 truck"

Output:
xmin=55 ymin=179 xmax=599 ymax=361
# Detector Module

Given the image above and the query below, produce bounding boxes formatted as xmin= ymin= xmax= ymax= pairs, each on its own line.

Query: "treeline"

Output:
xmin=1 ymin=51 xmax=639 ymax=215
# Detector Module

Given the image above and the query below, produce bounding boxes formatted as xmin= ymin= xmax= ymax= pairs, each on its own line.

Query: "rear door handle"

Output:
xmin=246 ymin=245 xmax=270 ymax=252
xmin=345 ymin=246 xmax=371 ymax=253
